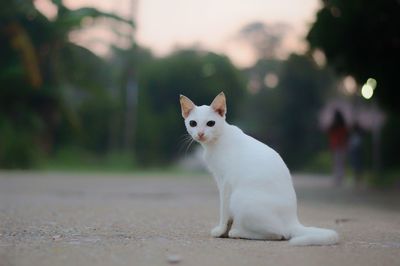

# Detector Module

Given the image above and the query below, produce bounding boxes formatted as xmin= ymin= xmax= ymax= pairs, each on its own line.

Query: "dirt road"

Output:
xmin=0 ymin=172 xmax=399 ymax=266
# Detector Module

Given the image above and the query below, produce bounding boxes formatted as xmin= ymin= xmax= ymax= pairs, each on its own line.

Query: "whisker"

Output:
xmin=177 ymin=133 xmax=190 ymax=141
xmin=177 ymin=134 xmax=191 ymax=146
xmin=177 ymin=134 xmax=191 ymax=147
xmin=177 ymin=134 xmax=194 ymax=154
xmin=184 ymin=138 xmax=195 ymax=156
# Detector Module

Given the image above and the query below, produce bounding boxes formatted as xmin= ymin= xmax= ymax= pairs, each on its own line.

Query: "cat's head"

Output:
xmin=179 ymin=92 xmax=227 ymax=144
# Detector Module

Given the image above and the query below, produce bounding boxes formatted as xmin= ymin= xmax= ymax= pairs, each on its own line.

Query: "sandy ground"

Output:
xmin=0 ymin=172 xmax=399 ymax=266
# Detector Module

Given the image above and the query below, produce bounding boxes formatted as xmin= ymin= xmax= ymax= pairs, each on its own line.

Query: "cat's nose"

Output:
xmin=198 ymin=132 xmax=205 ymax=138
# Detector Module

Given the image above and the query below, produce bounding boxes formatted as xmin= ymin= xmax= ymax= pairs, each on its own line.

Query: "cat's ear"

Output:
xmin=180 ymin=95 xmax=195 ymax=118
xmin=211 ymin=92 xmax=226 ymax=117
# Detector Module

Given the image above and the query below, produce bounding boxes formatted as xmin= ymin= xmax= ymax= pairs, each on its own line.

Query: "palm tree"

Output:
xmin=0 ymin=0 xmax=134 ymax=167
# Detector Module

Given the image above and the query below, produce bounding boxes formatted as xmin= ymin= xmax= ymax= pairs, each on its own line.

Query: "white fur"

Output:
xmin=181 ymin=94 xmax=339 ymax=246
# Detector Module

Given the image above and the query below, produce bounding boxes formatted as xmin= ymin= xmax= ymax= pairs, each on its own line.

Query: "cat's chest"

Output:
xmin=203 ymin=145 xmax=239 ymax=177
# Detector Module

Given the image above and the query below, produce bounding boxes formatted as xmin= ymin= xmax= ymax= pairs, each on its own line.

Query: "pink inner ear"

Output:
xmin=183 ymin=109 xmax=192 ymax=118
xmin=215 ymin=108 xmax=224 ymax=116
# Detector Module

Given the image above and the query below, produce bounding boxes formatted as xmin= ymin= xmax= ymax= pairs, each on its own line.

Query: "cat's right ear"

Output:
xmin=180 ymin=95 xmax=195 ymax=118
xmin=211 ymin=92 xmax=226 ymax=117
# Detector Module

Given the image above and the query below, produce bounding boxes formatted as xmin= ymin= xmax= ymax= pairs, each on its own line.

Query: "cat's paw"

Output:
xmin=228 ymin=228 xmax=241 ymax=238
xmin=211 ymin=225 xmax=227 ymax=237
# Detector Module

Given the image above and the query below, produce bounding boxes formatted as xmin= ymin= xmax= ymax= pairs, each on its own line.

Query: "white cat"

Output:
xmin=179 ymin=92 xmax=339 ymax=246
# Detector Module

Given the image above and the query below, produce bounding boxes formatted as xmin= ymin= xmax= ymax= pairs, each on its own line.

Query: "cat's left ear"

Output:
xmin=211 ymin=92 xmax=227 ymax=117
xmin=180 ymin=95 xmax=195 ymax=118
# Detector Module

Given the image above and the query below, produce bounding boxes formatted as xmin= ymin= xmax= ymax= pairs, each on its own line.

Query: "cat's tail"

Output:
xmin=289 ymin=224 xmax=339 ymax=246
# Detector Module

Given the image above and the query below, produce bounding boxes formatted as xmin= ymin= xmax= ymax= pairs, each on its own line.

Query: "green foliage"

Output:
xmin=370 ymin=169 xmax=400 ymax=188
xmin=135 ymin=50 xmax=245 ymax=164
xmin=0 ymin=84 xmax=58 ymax=168
xmin=303 ymin=151 xmax=332 ymax=174
xmin=40 ymin=147 xmax=136 ymax=172
xmin=238 ymin=59 xmax=282 ymax=133
xmin=0 ymin=0 xmax=134 ymax=168
xmin=381 ymin=115 xmax=400 ymax=170
xmin=0 ymin=1 xmax=248 ymax=169
xmin=240 ymin=55 xmax=337 ymax=169
xmin=0 ymin=116 xmax=39 ymax=169
xmin=307 ymin=0 xmax=400 ymax=112
xmin=308 ymin=0 xmax=400 ymax=178
xmin=274 ymin=54 xmax=336 ymax=168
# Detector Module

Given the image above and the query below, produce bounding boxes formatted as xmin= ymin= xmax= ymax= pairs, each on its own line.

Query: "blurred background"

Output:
xmin=1 ymin=0 xmax=399 ymax=187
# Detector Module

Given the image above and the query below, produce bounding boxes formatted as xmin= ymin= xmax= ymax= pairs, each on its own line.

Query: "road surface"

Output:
xmin=0 ymin=172 xmax=399 ymax=266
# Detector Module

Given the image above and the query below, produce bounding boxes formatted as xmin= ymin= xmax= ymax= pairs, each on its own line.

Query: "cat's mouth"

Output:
xmin=196 ymin=136 xmax=206 ymax=142
xmin=194 ymin=134 xmax=207 ymax=143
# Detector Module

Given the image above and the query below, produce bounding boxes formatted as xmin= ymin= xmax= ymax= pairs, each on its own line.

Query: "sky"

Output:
xmin=35 ymin=0 xmax=321 ymax=67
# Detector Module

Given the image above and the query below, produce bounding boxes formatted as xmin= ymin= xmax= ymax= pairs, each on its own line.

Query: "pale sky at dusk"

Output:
xmin=35 ymin=0 xmax=321 ymax=67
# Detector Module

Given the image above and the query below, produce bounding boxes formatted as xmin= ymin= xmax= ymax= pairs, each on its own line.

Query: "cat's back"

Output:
xmin=205 ymin=124 xmax=290 ymax=179
xmin=229 ymin=124 xmax=277 ymax=158
xmin=229 ymin=126 xmax=293 ymax=192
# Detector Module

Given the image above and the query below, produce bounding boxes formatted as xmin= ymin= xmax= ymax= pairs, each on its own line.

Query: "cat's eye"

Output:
xmin=189 ymin=120 xmax=197 ymax=127
xmin=207 ymin=120 xmax=216 ymax=127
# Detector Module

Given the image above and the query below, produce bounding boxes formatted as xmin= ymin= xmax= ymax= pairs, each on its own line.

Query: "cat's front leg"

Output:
xmin=211 ymin=182 xmax=231 ymax=237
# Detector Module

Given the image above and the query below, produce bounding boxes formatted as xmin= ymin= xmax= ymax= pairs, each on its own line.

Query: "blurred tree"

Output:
xmin=0 ymin=0 xmax=133 ymax=168
xmin=307 ymin=0 xmax=400 ymax=112
xmin=308 ymin=0 xmax=400 ymax=178
xmin=135 ymin=50 xmax=245 ymax=164
xmin=108 ymin=45 xmax=153 ymax=152
xmin=239 ymin=59 xmax=283 ymax=135
xmin=238 ymin=21 xmax=290 ymax=59
xmin=239 ymin=55 xmax=337 ymax=169
xmin=274 ymin=54 xmax=336 ymax=168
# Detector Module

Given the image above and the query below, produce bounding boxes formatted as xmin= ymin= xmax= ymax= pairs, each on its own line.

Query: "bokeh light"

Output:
xmin=312 ymin=49 xmax=326 ymax=67
xmin=361 ymin=77 xmax=377 ymax=99
xmin=367 ymin=78 xmax=377 ymax=90
xmin=343 ymin=75 xmax=357 ymax=95
xmin=264 ymin=72 xmax=279 ymax=89
xmin=361 ymin=83 xmax=373 ymax=99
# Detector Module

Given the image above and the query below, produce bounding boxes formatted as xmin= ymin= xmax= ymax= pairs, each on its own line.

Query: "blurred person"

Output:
xmin=348 ymin=123 xmax=364 ymax=188
xmin=328 ymin=110 xmax=349 ymax=187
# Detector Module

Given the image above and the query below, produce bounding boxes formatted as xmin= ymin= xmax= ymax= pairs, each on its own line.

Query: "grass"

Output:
xmin=302 ymin=151 xmax=332 ymax=174
xmin=38 ymin=147 xmax=138 ymax=172
xmin=36 ymin=147 xmax=208 ymax=177
xmin=22 ymin=147 xmax=400 ymax=187
xmin=370 ymin=169 xmax=400 ymax=189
